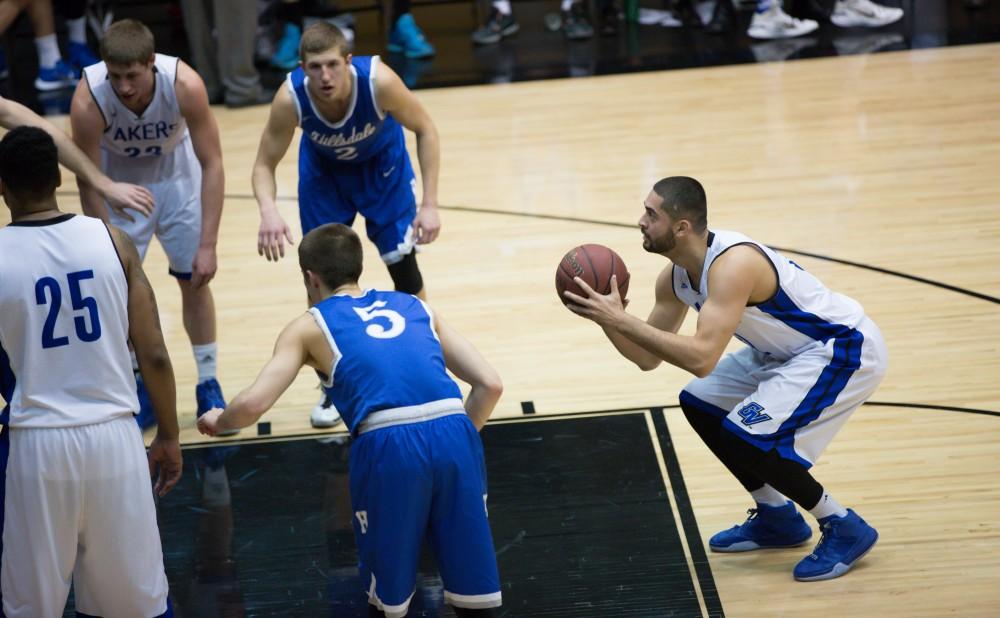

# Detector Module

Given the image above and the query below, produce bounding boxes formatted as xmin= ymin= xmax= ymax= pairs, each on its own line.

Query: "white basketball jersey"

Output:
xmin=0 ymin=215 xmax=138 ymax=428
xmin=84 ymin=54 xmax=194 ymax=182
xmin=672 ymin=230 xmax=866 ymax=361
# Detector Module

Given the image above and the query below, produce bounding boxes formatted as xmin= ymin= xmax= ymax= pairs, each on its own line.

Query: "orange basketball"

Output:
xmin=555 ymin=244 xmax=630 ymax=307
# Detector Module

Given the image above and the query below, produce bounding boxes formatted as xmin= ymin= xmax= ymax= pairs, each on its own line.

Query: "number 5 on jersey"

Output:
xmin=353 ymin=301 xmax=405 ymax=339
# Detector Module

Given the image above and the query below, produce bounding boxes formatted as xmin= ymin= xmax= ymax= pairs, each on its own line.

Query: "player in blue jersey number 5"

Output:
xmin=198 ymin=223 xmax=503 ymax=618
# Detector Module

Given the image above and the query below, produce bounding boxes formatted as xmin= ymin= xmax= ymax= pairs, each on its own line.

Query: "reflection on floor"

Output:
xmin=72 ymin=412 xmax=715 ymax=616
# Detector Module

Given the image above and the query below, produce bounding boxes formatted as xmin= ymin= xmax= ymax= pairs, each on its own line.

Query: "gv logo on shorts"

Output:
xmin=737 ymin=402 xmax=772 ymax=426
xmin=356 ymin=511 xmax=369 ymax=534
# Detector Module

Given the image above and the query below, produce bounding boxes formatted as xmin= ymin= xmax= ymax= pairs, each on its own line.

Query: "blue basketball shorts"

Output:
xmin=348 ymin=413 xmax=501 ymax=617
xmin=298 ymin=144 xmax=417 ymax=265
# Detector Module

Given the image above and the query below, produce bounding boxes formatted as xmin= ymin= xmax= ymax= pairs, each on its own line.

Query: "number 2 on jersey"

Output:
xmin=35 ymin=270 xmax=103 ymax=349
xmin=353 ymin=301 xmax=405 ymax=339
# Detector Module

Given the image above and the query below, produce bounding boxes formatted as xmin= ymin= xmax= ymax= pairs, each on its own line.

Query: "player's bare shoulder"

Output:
xmin=173 ymin=60 xmax=211 ymax=113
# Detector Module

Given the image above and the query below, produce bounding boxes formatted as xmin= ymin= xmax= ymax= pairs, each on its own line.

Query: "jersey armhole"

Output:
xmin=369 ymin=55 xmax=386 ymax=121
xmin=709 ymin=242 xmax=780 ymax=307
xmin=102 ymin=222 xmax=128 ymax=282
xmin=416 ymin=298 xmax=441 ymax=342
xmin=83 ymin=72 xmax=109 ymax=130
xmin=286 ymin=74 xmax=303 ymax=125
xmin=308 ymin=307 xmax=340 ymax=388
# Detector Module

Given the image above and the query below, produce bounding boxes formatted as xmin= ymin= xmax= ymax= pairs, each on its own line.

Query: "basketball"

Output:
xmin=556 ymin=244 xmax=630 ymax=306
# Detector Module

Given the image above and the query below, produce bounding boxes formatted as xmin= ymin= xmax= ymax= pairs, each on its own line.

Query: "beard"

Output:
xmin=642 ymin=227 xmax=676 ymax=254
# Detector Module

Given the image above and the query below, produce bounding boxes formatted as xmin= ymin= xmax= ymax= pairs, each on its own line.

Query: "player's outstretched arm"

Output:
xmin=436 ymin=314 xmax=502 ymax=430
xmin=374 ymin=63 xmax=441 ymax=244
xmin=251 ymin=87 xmax=298 ymax=261
xmin=65 ymin=84 xmax=155 ymax=221
xmin=198 ymin=314 xmax=313 ymax=436
xmin=107 ymin=224 xmax=182 ymax=496
xmin=176 ymin=61 xmax=225 ymax=288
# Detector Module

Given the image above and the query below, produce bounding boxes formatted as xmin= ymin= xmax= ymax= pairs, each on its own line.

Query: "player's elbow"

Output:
xmin=689 ymin=357 xmax=719 ymax=379
xmin=137 ymin=346 xmax=172 ymax=375
xmin=635 ymin=357 xmax=662 ymax=372
xmin=478 ymin=371 xmax=503 ymax=401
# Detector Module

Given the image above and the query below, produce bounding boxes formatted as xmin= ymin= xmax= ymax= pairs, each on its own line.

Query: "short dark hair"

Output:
xmin=300 ymin=22 xmax=350 ymax=60
xmin=299 ymin=223 xmax=364 ymax=290
xmin=100 ymin=19 xmax=155 ymax=66
xmin=0 ymin=126 xmax=60 ymax=202
xmin=652 ymin=176 xmax=708 ymax=233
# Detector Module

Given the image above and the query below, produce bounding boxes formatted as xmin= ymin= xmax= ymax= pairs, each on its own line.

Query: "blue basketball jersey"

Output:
xmin=309 ymin=290 xmax=463 ymax=434
xmin=287 ymin=56 xmax=406 ymax=164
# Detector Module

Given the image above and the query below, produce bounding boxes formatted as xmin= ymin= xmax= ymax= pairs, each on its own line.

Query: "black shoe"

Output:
xmin=600 ymin=4 xmax=621 ymax=35
xmin=706 ymin=0 xmax=734 ymax=33
xmin=563 ymin=3 xmax=595 ymax=39
xmin=472 ymin=8 xmax=520 ymax=45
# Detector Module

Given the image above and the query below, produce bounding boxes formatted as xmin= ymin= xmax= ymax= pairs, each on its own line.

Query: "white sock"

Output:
xmin=561 ymin=0 xmax=575 ymax=11
xmin=192 ymin=343 xmax=218 ymax=384
xmin=67 ymin=17 xmax=87 ymax=44
xmin=35 ymin=34 xmax=61 ymax=69
xmin=751 ymin=484 xmax=790 ymax=507
xmin=493 ymin=0 xmax=512 ymax=15
xmin=809 ymin=492 xmax=849 ymax=521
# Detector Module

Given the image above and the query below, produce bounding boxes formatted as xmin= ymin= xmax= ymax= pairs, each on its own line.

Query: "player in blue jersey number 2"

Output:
xmin=198 ymin=223 xmax=503 ymax=618
xmin=252 ymin=22 xmax=443 ymax=430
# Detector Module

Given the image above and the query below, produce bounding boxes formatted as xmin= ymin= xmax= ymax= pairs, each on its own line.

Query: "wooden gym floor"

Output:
xmin=4 ymin=41 xmax=997 ymax=616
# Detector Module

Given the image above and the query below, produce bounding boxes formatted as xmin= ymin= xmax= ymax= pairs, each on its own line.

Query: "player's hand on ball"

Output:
xmin=197 ymin=408 xmax=225 ymax=436
xmin=564 ymin=274 xmax=627 ymax=326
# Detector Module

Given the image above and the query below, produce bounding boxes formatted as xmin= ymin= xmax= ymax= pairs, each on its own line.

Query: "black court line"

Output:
xmin=650 ymin=407 xmax=725 ymax=618
xmin=187 ymin=399 xmax=998 ymax=451
xmin=64 ymin=190 xmax=997 ymax=304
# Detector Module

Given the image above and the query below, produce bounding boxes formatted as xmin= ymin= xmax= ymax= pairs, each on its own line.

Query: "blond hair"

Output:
xmin=100 ymin=19 xmax=155 ymax=66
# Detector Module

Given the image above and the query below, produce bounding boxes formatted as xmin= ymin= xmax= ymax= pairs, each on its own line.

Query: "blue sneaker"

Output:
xmin=710 ymin=502 xmax=813 ymax=552
xmin=270 ymin=23 xmax=302 ymax=70
xmin=35 ymin=59 xmax=77 ymax=91
xmin=388 ymin=13 xmax=435 ymax=59
xmin=67 ymin=41 xmax=100 ymax=73
xmin=196 ymin=378 xmax=239 ymax=436
xmin=793 ymin=509 xmax=878 ymax=581
xmin=134 ymin=374 xmax=157 ymax=431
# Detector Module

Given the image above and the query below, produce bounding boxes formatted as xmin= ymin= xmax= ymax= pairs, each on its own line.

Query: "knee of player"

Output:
xmin=386 ymin=251 xmax=423 ymax=296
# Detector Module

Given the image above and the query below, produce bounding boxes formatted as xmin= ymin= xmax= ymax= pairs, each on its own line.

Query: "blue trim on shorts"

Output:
xmin=168 ymin=268 xmax=192 ymax=281
xmin=679 ymin=390 xmax=730 ymax=419
xmin=719 ymin=331 xmax=865 ymax=468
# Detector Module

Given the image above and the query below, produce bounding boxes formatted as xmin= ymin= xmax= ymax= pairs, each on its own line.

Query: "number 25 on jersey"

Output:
xmin=35 ymin=270 xmax=102 ymax=348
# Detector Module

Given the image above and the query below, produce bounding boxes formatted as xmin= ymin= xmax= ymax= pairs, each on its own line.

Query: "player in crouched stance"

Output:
xmin=198 ymin=223 xmax=503 ymax=616
xmin=566 ymin=176 xmax=887 ymax=581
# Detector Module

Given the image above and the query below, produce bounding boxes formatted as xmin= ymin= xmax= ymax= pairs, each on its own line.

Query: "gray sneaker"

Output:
xmin=472 ymin=9 xmax=520 ymax=45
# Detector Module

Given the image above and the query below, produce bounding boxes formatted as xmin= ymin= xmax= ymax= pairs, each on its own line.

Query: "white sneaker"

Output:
xmin=748 ymin=3 xmax=818 ymax=40
xmin=832 ymin=0 xmax=903 ymax=28
xmin=311 ymin=391 xmax=343 ymax=429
